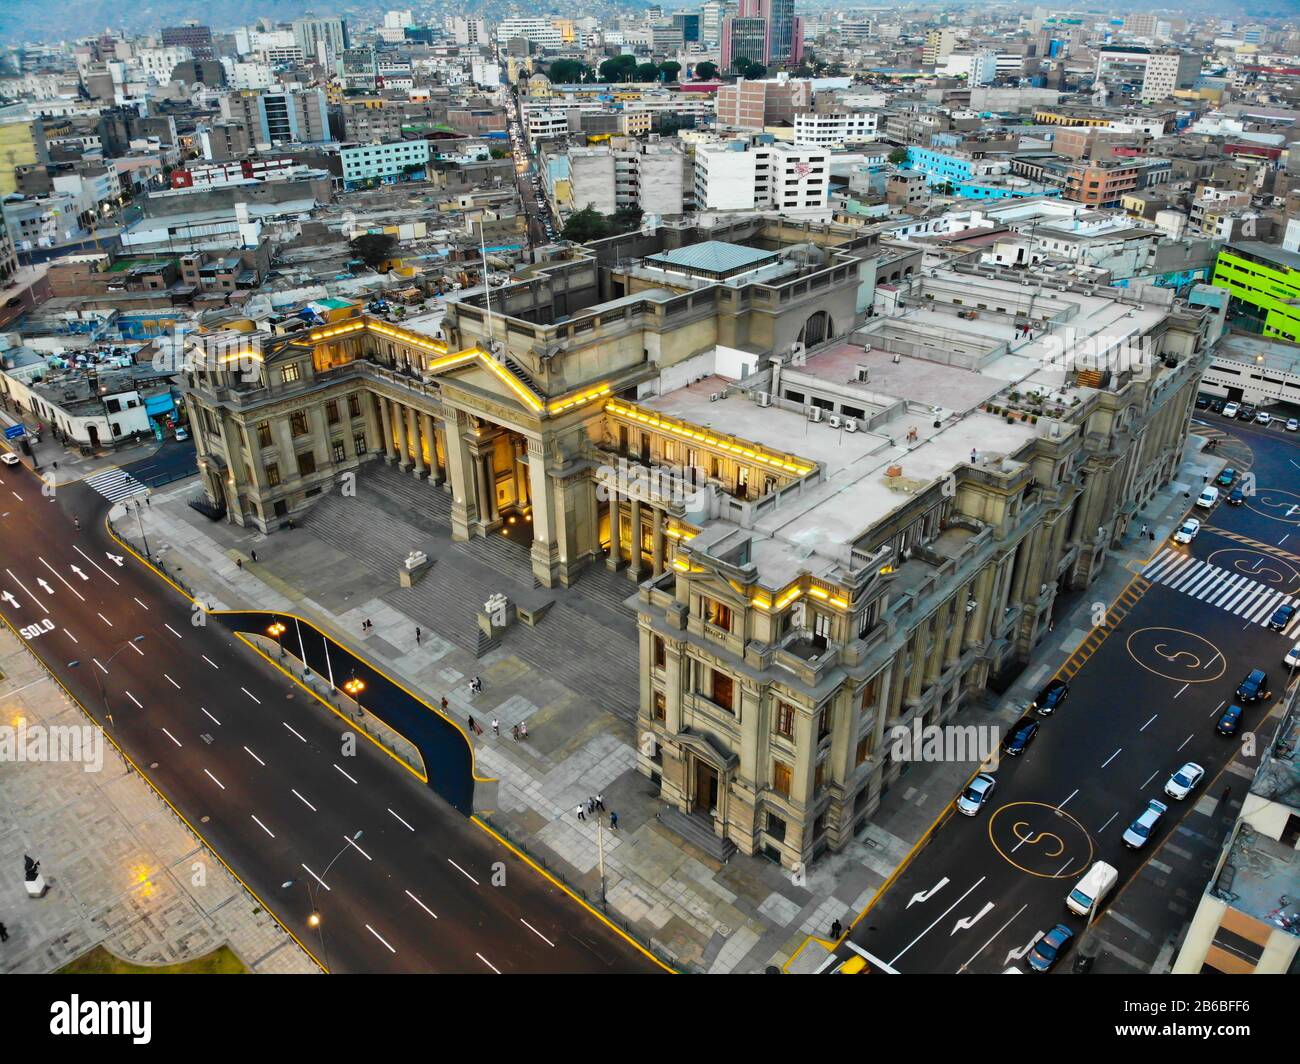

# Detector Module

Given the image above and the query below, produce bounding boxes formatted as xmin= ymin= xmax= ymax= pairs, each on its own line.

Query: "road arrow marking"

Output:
xmin=907 ymin=877 xmax=949 ymax=909
xmin=106 ymin=553 xmax=124 ymax=567
xmin=70 ymin=565 xmax=87 ymax=580
xmin=1 ymin=591 xmax=18 ymax=608
xmin=1005 ymin=931 xmax=1045 ymax=967
xmin=951 ymin=901 xmax=994 ymax=936
xmin=36 ymin=578 xmax=53 ymax=595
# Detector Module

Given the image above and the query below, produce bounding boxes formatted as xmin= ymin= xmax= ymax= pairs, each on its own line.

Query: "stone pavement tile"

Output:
xmin=209 ymin=894 xmax=311 ymax=971
xmin=101 ymin=872 xmax=223 ymax=965
xmin=133 ymin=808 xmax=203 ymax=870
xmin=708 ymin=924 xmax=761 ymax=973
xmin=251 ymin=938 xmax=319 ymax=973
xmin=758 ymin=891 xmax=803 ymax=925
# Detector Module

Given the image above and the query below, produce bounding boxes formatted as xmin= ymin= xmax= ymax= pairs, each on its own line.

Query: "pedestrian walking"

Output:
xmin=519 ymin=721 xmax=528 ymax=739
xmin=415 ymin=626 xmax=422 ymax=645
xmin=1221 ymin=785 xmax=1231 ymax=803
xmin=511 ymin=724 xmax=520 ymax=741
xmin=830 ymin=919 xmax=842 ymax=939
xmin=1140 ymin=523 xmax=1148 ymax=538
xmin=576 ymin=804 xmax=586 ymax=822
xmin=491 ymin=718 xmax=499 ymax=736
xmin=0 ymin=921 xmax=8 ymax=942
xmin=250 ymin=549 xmax=257 ymax=562
xmin=595 ymin=793 xmax=605 ymax=812
xmin=587 ymin=797 xmax=596 ymax=816
xmin=467 ymin=715 xmax=477 ymax=735
xmin=608 ymin=811 xmax=618 ymax=831
xmin=236 ymin=558 xmax=242 ymax=569
xmin=441 ymin=696 xmax=449 ymax=712
xmin=1148 ymin=530 xmax=1155 ymax=542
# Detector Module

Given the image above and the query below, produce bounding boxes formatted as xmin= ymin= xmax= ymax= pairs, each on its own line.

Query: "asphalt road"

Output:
xmin=0 ymin=457 xmax=663 ymax=974
xmin=829 ymin=411 xmax=1297 ymax=975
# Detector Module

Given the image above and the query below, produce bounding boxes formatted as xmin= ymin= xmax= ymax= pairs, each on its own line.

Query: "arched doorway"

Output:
xmin=798 ymin=310 xmax=834 ymax=348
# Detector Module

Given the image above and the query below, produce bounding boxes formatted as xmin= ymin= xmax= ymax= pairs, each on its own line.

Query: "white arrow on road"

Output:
xmin=106 ymin=553 xmax=124 ymax=567
xmin=36 ymin=578 xmax=54 ymax=595
xmin=951 ymin=901 xmax=994 ymax=936
xmin=70 ymin=565 xmax=88 ymax=581
xmin=1 ymin=591 xmax=18 ymax=608
xmin=1004 ymin=931 xmax=1045 ymax=967
xmin=907 ymin=877 xmax=949 ymax=909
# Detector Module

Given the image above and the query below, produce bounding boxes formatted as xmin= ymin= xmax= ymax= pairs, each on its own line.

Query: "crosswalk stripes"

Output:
xmin=1142 ymin=547 xmax=1300 ymax=637
xmin=84 ymin=467 xmax=148 ymax=503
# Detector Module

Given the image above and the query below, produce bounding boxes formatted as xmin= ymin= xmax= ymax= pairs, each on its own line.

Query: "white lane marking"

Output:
xmin=133 ymin=598 xmax=149 ymax=610
xmin=283 ymin=722 xmax=306 ymax=742
xmin=251 ymin=815 xmax=275 ymax=839
xmin=367 ymin=925 xmax=397 ymax=954
xmin=476 ymin=953 xmax=500 ymax=973
xmin=1178 ymin=732 xmax=1195 ymax=751
xmin=960 ymin=902 xmax=1028 ymax=973
xmin=96 ymin=612 xmax=113 ymax=628
xmin=202 ymin=655 xmax=218 ymax=668
xmin=204 ymin=768 xmax=225 ymax=790
xmin=405 ymin=890 xmax=437 ymax=919
xmin=73 ymin=544 xmax=118 ymax=585
xmin=1056 ymin=789 xmax=1078 ymax=813
xmin=244 ymin=746 xmax=265 ymax=766
xmin=1141 ymin=769 xmax=1160 ymax=789
xmin=39 ymin=558 xmax=83 ymax=601
xmin=301 ymin=863 xmax=330 ymax=891
xmin=292 ymin=789 xmax=317 ymax=812
xmin=241 ymin=687 xmax=260 ymax=704
xmin=520 ymin=919 xmax=555 ymax=947
xmin=127 ymin=639 xmax=143 ymax=656
xmin=1098 ymin=811 xmax=1119 ymax=833
xmin=62 ymin=629 xmax=77 ymax=643
xmin=92 ymin=658 xmax=107 ymax=674
xmin=1100 ymin=747 xmax=1122 ymax=769
xmin=1173 ymin=683 xmax=1189 ymax=699
xmin=161 ymin=728 xmax=181 ymax=747
xmin=333 ymin=763 xmax=358 ymax=784
xmin=344 ymin=835 xmax=372 ymax=861
xmin=200 ymin=707 xmax=221 ymax=726
xmin=164 ymin=674 xmax=180 ymax=689
xmin=448 ymin=859 xmax=480 ymax=886
xmin=388 ymin=808 xmax=415 ymax=831
xmin=11 ymin=492 xmax=20 ymax=501
xmin=1139 ymin=713 xmax=1158 ymax=731
xmin=164 ymin=623 xmax=181 ymax=637
xmin=6 ymin=569 xmax=48 ymax=613
xmin=125 ymin=691 xmax=143 ymax=708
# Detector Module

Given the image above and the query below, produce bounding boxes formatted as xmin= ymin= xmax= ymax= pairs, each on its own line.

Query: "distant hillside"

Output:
xmin=0 ymin=1 xmax=335 ymax=43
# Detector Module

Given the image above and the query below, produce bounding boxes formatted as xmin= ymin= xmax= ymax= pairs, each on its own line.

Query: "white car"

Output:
xmin=1285 ymin=643 xmax=1300 ymax=669
xmin=1222 ymin=401 xmax=1240 ymax=418
xmin=0 ymin=452 xmax=18 ymax=465
xmin=1195 ymin=487 xmax=1219 ymax=509
xmin=1288 ymin=418 xmax=1299 ymax=432
xmin=1163 ymin=762 xmax=1204 ymax=800
xmin=956 ymin=772 xmax=997 ymax=816
xmin=1255 ymin=411 xmax=1272 ymax=426
xmin=1123 ymin=799 xmax=1168 ymax=848
xmin=1172 ymin=518 xmax=1200 ymax=544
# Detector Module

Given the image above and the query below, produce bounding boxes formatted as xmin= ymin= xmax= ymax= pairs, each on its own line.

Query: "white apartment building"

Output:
xmin=793 ymin=111 xmax=878 ymax=148
xmin=694 ymin=139 xmax=830 ymax=217
xmin=527 ymin=109 xmax=572 ymax=143
xmin=228 ymin=61 xmax=277 ymax=90
xmin=450 ymin=17 xmax=488 ymax=46
xmin=1094 ymin=47 xmax=1202 ymax=103
xmin=497 ymin=18 xmax=564 ymax=49
xmin=130 ymin=46 xmax=193 ymax=82
xmin=942 ymin=50 xmax=998 ymax=85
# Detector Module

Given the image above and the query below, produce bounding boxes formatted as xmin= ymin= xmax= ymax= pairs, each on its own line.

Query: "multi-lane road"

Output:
xmin=0 ymin=457 xmax=664 ymax=974
xmin=829 ymin=410 xmax=1299 ymax=974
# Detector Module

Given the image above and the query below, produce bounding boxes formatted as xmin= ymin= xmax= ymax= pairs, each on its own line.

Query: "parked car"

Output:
xmin=1288 ymin=418 xmax=1299 ymax=432
xmin=957 ymin=772 xmax=997 ymax=816
xmin=1122 ymin=798 xmax=1168 ymax=848
xmin=1222 ymin=401 xmax=1240 ymax=418
xmin=173 ymin=426 xmax=189 ymax=442
xmin=1195 ymin=486 xmax=1219 ymax=509
xmin=1216 ymin=704 xmax=1244 ymax=737
xmin=1216 ymin=467 xmax=1236 ymax=487
xmin=1066 ymin=862 xmax=1118 ymax=918
xmin=1164 ymin=762 xmax=1205 ymax=800
xmin=1030 ymin=678 xmax=1070 ymax=715
xmin=1286 ymin=643 xmax=1300 ymax=669
xmin=1027 ymin=924 xmax=1075 ymax=972
xmin=1173 ymin=518 xmax=1200 ymax=544
xmin=1001 ymin=715 xmax=1040 ymax=757
xmin=1195 ymin=395 xmax=1210 ymax=409
xmin=1235 ymin=668 xmax=1270 ymax=704
xmin=0 ymin=452 xmax=18 ymax=466
xmin=1209 ymin=398 xmax=1225 ymax=413
xmin=1238 ymin=404 xmax=1257 ymax=421
xmin=1256 ymin=411 xmax=1272 ymax=426
xmin=1268 ymin=604 xmax=1297 ymax=632
xmin=1227 ymin=488 xmax=1245 ymax=506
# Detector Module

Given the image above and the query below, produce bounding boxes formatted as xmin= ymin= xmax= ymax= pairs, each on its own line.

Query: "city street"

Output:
xmin=0 ymin=452 xmax=665 ymax=974
xmin=829 ymin=410 xmax=1298 ymax=974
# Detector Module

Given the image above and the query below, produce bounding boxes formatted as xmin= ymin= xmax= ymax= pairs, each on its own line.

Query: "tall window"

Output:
xmin=256 ymin=420 xmax=272 ymax=447
xmin=653 ymin=691 xmax=666 ymax=722
xmin=331 ymin=440 xmax=346 ymax=462
xmin=775 ymin=701 xmax=795 ymax=739
xmin=348 ymin=394 xmax=361 ymax=418
xmin=290 ymin=411 xmax=308 ymax=437
xmin=653 ymin=636 xmax=666 ymax=669
xmin=297 ymin=451 xmax=316 ymax=476
xmin=325 ymin=400 xmax=339 ymax=424
xmin=772 ymin=759 xmax=792 ymax=797
xmin=280 ymin=363 xmax=301 ymax=384
xmin=710 ymin=669 xmax=734 ymax=712
xmin=816 ymin=705 xmax=832 ymax=742
xmin=860 ymin=672 xmax=883 ymax=714
xmin=354 ymin=432 xmax=368 ymax=456
xmin=704 ymin=598 xmax=733 ymax=631
xmin=265 ymin=462 xmax=281 ymax=487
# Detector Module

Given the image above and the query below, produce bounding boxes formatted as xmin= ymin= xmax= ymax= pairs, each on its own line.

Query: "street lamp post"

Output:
xmin=132 ymin=499 xmax=150 ymax=558
xmin=267 ymin=620 xmax=287 ymax=658
xmin=68 ymin=635 xmax=145 ymax=724
xmin=282 ymin=830 xmax=364 ymax=973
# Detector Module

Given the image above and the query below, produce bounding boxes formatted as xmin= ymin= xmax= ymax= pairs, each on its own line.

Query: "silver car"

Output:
xmin=956 ymin=772 xmax=996 ymax=816
xmin=1122 ymin=798 xmax=1168 ymax=848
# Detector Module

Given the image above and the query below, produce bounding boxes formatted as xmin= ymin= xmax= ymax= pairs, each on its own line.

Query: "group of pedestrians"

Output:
xmin=574 ymin=794 xmax=618 ymax=830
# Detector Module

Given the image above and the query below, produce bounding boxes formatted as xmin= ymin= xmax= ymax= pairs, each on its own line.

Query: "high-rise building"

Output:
xmin=701 ymin=0 xmax=738 ymax=47
xmin=923 ymin=28 xmax=956 ymax=65
xmin=221 ymin=88 xmax=330 ymax=146
xmin=162 ymin=24 xmax=215 ymax=60
xmin=450 ymin=17 xmax=488 ymax=46
xmin=672 ymin=13 xmax=701 ymax=43
xmin=721 ymin=0 xmax=802 ymax=68
xmin=291 ymin=16 xmax=349 ymax=65
xmin=0 ymin=117 xmax=48 ymax=197
xmin=721 ymin=16 xmax=768 ymax=72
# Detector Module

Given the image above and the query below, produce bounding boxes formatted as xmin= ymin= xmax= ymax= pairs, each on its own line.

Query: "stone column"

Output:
xmin=421 ymin=412 xmax=439 ymax=485
xmin=392 ymin=400 xmax=410 ymax=469
xmin=475 ymin=452 xmax=493 ymax=527
xmin=377 ymin=396 xmax=396 ymax=462
xmin=361 ymin=391 xmax=380 ymax=454
xmin=527 ymin=436 xmax=558 ymax=587
xmin=408 ymin=406 xmax=426 ymax=478
xmin=444 ymin=410 xmax=476 ymax=540
xmin=629 ymin=496 xmax=643 ymax=580
xmin=606 ymin=486 xmax=622 ymax=570
xmin=652 ymin=505 xmax=664 ymax=576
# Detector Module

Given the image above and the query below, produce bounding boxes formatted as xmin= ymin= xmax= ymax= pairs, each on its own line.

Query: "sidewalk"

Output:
xmin=108 ymin=440 xmax=1224 ymax=973
xmin=0 ymin=402 xmax=161 ymax=488
xmin=0 ymin=627 xmax=316 ymax=974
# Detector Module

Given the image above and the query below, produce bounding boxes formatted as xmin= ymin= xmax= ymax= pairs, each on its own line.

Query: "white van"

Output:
xmin=1066 ymin=861 xmax=1118 ymax=918
xmin=1195 ymin=486 xmax=1219 ymax=509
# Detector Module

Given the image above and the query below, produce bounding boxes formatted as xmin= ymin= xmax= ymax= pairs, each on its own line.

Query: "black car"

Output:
xmin=1001 ymin=715 xmax=1040 ymax=756
xmin=1196 ymin=395 xmax=1210 ymax=409
xmin=1239 ymin=404 xmax=1257 ymax=421
xmin=1217 ymin=705 xmax=1243 ymax=737
xmin=1030 ymin=678 xmax=1070 ymax=716
xmin=1269 ymin=605 xmax=1297 ymax=632
xmin=1227 ymin=488 xmax=1245 ymax=506
xmin=1209 ymin=398 xmax=1225 ymax=413
xmin=1235 ymin=669 xmax=1270 ymax=704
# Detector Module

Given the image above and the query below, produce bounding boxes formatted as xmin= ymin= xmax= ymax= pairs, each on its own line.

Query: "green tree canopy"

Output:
xmin=635 ymin=61 xmax=659 ymax=82
xmin=694 ymin=60 xmax=718 ymax=80
xmin=548 ymin=59 xmax=590 ymax=84
xmin=350 ymin=233 xmax=398 ymax=271
xmin=561 ymin=206 xmax=609 ymax=243
xmin=659 ymin=61 xmax=681 ymax=82
xmin=599 ymin=54 xmax=637 ymax=82
xmin=888 ymin=147 xmax=910 ymax=165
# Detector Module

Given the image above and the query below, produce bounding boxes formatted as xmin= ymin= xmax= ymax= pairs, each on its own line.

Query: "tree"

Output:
xmin=694 ymin=60 xmax=718 ymax=80
xmin=635 ymin=61 xmax=659 ymax=82
xmin=659 ymin=61 xmax=681 ymax=83
xmin=746 ymin=63 xmax=767 ymax=79
xmin=548 ymin=59 xmax=590 ymax=84
xmin=888 ymin=147 xmax=909 ymax=166
xmin=561 ymin=206 xmax=610 ymax=243
xmin=350 ymin=233 xmax=398 ymax=271
xmin=611 ymin=206 xmax=643 ymax=234
xmin=599 ymin=54 xmax=637 ymax=82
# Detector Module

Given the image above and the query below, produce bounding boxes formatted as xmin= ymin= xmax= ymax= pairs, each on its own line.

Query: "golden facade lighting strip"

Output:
xmin=478 ymin=353 xmax=544 ymax=413
xmin=603 ymin=400 xmax=816 ymax=477
xmin=548 ymin=384 xmax=611 ymax=415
